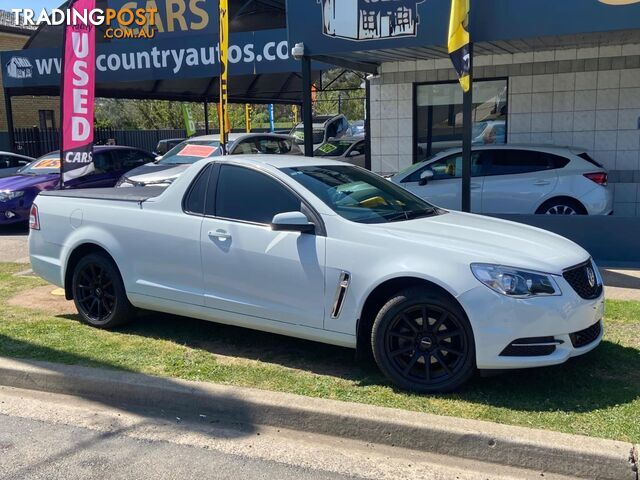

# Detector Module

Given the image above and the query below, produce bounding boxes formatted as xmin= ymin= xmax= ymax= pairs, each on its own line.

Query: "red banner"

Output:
xmin=60 ymin=0 xmax=96 ymax=186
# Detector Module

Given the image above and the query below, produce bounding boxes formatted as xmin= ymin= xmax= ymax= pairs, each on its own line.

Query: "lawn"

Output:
xmin=0 ymin=262 xmax=638 ymax=443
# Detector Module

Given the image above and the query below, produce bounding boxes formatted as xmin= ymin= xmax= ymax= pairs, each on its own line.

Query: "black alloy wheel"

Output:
xmin=72 ymin=253 xmax=134 ymax=328
xmin=372 ymin=287 xmax=475 ymax=393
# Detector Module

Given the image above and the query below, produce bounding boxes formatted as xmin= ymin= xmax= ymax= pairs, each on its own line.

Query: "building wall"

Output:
xmin=369 ymin=43 xmax=640 ymax=216
xmin=0 ymin=31 xmax=60 ymax=132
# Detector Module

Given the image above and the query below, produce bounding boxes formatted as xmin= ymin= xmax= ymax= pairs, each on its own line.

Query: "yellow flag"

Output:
xmin=447 ymin=0 xmax=471 ymax=92
xmin=219 ymin=0 xmax=229 ymax=148
xmin=245 ymin=104 xmax=252 ymax=133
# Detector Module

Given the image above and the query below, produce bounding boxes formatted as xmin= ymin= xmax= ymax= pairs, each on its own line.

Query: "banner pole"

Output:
xmin=461 ymin=41 xmax=473 ymax=213
xmin=218 ymin=0 xmax=229 ymax=153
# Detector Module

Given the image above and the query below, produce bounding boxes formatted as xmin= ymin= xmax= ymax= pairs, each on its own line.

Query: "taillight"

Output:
xmin=29 ymin=203 xmax=40 ymax=230
xmin=583 ymin=172 xmax=607 ymax=186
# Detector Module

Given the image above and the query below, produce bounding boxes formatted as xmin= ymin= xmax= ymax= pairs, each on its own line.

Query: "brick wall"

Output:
xmin=369 ymin=43 xmax=640 ymax=216
xmin=0 ymin=30 xmax=60 ymax=132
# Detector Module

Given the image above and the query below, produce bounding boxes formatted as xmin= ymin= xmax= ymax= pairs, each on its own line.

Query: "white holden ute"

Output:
xmin=28 ymin=155 xmax=605 ymax=393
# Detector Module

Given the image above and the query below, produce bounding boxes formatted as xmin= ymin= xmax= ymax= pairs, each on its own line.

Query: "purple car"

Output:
xmin=0 ymin=146 xmax=156 ymax=225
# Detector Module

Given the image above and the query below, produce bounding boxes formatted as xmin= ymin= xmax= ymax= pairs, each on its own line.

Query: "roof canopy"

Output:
xmin=2 ymin=0 xmax=321 ymax=103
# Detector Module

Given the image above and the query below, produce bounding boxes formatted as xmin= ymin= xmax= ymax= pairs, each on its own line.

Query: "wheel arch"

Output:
xmin=356 ymin=276 xmax=465 ymax=360
xmin=64 ymin=243 xmax=118 ymax=300
xmin=536 ymin=195 xmax=587 ymax=215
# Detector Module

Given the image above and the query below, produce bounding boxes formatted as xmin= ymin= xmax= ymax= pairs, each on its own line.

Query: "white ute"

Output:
xmin=29 ymin=155 xmax=605 ymax=392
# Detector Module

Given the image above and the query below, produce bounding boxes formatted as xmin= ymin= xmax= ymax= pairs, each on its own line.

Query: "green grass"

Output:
xmin=0 ymin=262 xmax=638 ymax=443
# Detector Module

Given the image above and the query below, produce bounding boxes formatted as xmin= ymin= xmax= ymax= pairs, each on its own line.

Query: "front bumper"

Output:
xmin=458 ymin=275 xmax=604 ymax=370
xmin=0 ymin=198 xmax=31 ymax=225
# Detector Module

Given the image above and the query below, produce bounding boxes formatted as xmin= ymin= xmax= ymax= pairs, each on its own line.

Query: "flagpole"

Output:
xmin=218 ymin=0 xmax=229 ymax=154
xmin=461 ymin=41 xmax=473 ymax=213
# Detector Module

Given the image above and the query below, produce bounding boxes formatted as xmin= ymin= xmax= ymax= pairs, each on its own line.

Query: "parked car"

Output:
xmin=390 ymin=145 xmax=612 ymax=215
xmin=314 ymin=136 xmax=366 ymax=168
xmin=117 ymin=133 xmax=302 ymax=188
xmin=0 ymin=146 xmax=155 ymax=225
xmin=290 ymin=114 xmax=350 ymax=151
xmin=30 ymin=155 xmax=604 ymax=393
xmin=347 ymin=120 xmax=365 ymax=137
xmin=0 ymin=151 xmax=35 ymax=178
xmin=154 ymin=138 xmax=185 ymax=157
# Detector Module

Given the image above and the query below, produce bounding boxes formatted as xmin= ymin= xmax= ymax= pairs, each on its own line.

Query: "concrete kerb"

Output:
xmin=0 ymin=357 xmax=636 ymax=480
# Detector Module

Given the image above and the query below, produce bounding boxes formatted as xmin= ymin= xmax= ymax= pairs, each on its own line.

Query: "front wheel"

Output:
xmin=72 ymin=253 xmax=134 ymax=329
xmin=371 ymin=287 xmax=476 ymax=393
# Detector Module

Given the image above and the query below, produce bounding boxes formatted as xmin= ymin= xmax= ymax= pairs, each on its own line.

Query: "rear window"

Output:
xmin=577 ymin=152 xmax=603 ymax=168
xmin=159 ymin=140 xmax=221 ymax=165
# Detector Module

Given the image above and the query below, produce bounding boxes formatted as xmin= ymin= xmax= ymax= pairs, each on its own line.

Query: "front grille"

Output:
xmin=570 ymin=321 xmax=602 ymax=348
xmin=500 ymin=336 xmax=557 ymax=357
xmin=563 ymin=261 xmax=602 ymax=299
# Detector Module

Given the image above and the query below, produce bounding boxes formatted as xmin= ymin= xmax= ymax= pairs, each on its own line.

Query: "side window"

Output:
xmin=326 ymin=121 xmax=339 ymax=139
xmin=92 ymin=152 xmax=113 ymax=174
xmin=350 ymin=142 xmax=365 ymax=155
xmin=548 ymin=153 xmax=570 ymax=169
xmin=215 ymin=165 xmax=301 ymax=224
xmin=0 ymin=156 xmax=9 ymax=169
xmin=184 ymin=164 xmax=212 ymax=215
xmin=486 ymin=150 xmax=552 ymax=176
xmin=403 ymin=153 xmax=482 ymax=182
xmin=116 ymin=150 xmax=154 ymax=169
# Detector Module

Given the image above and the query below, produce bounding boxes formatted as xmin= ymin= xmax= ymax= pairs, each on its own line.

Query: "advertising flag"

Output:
xmin=245 ymin=104 xmax=252 ymax=133
xmin=218 ymin=0 xmax=229 ymax=152
xmin=447 ymin=0 xmax=471 ymax=92
xmin=182 ymin=104 xmax=196 ymax=137
xmin=268 ymin=104 xmax=275 ymax=132
xmin=60 ymin=0 xmax=96 ymax=186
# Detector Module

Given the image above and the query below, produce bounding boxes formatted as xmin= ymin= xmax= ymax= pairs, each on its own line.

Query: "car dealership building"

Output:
xmin=288 ymin=0 xmax=640 ymax=217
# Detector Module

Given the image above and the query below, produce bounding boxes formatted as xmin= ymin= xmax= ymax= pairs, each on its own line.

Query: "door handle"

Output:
xmin=470 ymin=183 xmax=481 ymax=190
xmin=533 ymin=180 xmax=551 ymax=186
xmin=208 ymin=229 xmax=231 ymax=241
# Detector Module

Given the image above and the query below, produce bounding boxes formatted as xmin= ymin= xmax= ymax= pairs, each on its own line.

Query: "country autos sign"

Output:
xmin=2 ymin=28 xmax=297 ymax=89
xmin=287 ymin=0 xmax=640 ymax=57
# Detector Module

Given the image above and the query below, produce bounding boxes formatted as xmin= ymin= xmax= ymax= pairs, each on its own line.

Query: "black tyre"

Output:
xmin=371 ymin=287 xmax=476 ymax=393
xmin=536 ymin=197 xmax=587 ymax=215
xmin=72 ymin=253 xmax=134 ymax=329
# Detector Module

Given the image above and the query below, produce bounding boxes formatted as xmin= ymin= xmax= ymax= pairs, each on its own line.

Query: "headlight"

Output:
xmin=0 ymin=190 xmax=24 ymax=202
xmin=470 ymin=263 xmax=561 ymax=298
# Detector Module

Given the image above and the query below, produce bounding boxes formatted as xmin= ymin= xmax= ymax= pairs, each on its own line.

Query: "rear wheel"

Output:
xmin=536 ymin=197 xmax=587 ymax=215
xmin=72 ymin=253 xmax=134 ymax=329
xmin=371 ymin=287 xmax=475 ymax=393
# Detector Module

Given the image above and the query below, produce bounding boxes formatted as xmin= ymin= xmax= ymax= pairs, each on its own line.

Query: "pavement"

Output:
xmin=0 ymin=385 xmax=581 ymax=480
xmin=2 ymin=229 xmax=639 ymax=301
xmin=0 ymin=357 xmax=636 ymax=480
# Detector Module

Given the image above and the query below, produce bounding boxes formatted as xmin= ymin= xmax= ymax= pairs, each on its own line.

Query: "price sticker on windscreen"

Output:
xmin=177 ymin=145 xmax=218 ymax=157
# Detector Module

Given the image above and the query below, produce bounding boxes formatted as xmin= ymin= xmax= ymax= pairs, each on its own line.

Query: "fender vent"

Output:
xmin=331 ymin=271 xmax=351 ymax=319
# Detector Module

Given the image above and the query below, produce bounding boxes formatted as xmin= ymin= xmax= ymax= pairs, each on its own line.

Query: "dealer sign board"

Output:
xmin=286 ymin=0 xmax=640 ymax=57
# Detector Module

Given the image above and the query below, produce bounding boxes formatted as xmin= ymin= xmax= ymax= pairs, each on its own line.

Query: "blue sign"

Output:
xmin=2 ymin=28 xmax=299 ymax=88
xmin=287 ymin=0 xmax=640 ymax=57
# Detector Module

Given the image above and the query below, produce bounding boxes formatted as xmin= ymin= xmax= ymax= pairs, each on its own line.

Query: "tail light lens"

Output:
xmin=583 ymin=172 xmax=607 ymax=186
xmin=29 ymin=203 xmax=40 ymax=230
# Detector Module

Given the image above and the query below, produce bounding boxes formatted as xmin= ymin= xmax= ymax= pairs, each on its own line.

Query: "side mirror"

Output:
xmin=418 ymin=169 xmax=434 ymax=186
xmin=271 ymin=211 xmax=315 ymax=233
xmin=348 ymin=150 xmax=362 ymax=157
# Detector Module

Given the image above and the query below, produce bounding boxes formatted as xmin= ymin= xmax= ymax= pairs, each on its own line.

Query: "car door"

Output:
xmin=68 ymin=150 xmax=118 ymax=188
xmin=399 ymin=152 xmax=484 ymax=212
xmin=344 ymin=141 xmax=366 ymax=168
xmin=481 ymin=149 xmax=558 ymax=214
xmin=200 ymin=163 xmax=326 ymax=328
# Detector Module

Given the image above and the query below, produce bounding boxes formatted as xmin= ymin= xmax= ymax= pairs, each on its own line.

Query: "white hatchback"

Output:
xmin=390 ymin=145 xmax=613 ymax=215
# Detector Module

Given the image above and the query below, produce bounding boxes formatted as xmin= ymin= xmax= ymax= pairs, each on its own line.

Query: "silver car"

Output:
xmin=313 ymin=137 xmax=366 ymax=168
xmin=0 ymin=151 xmax=35 ymax=178
xmin=116 ymin=133 xmax=302 ymax=188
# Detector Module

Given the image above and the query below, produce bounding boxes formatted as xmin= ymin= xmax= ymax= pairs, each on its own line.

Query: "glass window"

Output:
xmin=215 ymin=165 xmax=301 ymax=223
xmin=184 ymin=165 xmax=211 ymax=215
xmin=114 ymin=150 xmax=154 ymax=169
xmin=282 ymin=165 xmax=438 ymax=224
xmin=231 ymin=137 xmax=303 ymax=155
xmin=402 ymin=152 xmax=484 ymax=183
xmin=415 ymin=80 xmax=507 ymax=162
xmin=38 ymin=109 xmax=55 ymax=129
xmin=485 ymin=150 xmax=552 ymax=176
xmin=92 ymin=152 xmax=114 ymax=174
xmin=0 ymin=156 xmax=10 ymax=169
xmin=18 ymin=153 xmax=60 ymax=174
xmin=159 ymin=139 xmax=221 ymax=165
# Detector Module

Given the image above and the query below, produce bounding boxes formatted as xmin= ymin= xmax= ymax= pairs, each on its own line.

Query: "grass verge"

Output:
xmin=0 ymin=262 xmax=638 ymax=443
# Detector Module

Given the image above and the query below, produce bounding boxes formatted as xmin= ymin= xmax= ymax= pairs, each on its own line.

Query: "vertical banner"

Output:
xmin=218 ymin=0 xmax=229 ymax=152
xmin=292 ymin=105 xmax=299 ymax=124
xmin=245 ymin=104 xmax=252 ymax=133
xmin=268 ymin=104 xmax=275 ymax=132
xmin=447 ymin=0 xmax=471 ymax=92
xmin=60 ymin=0 xmax=96 ymax=187
xmin=182 ymin=104 xmax=196 ymax=137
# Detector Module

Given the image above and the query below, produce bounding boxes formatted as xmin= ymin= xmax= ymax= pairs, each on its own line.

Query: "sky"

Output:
xmin=0 ymin=0 xmax=60 ymax=13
